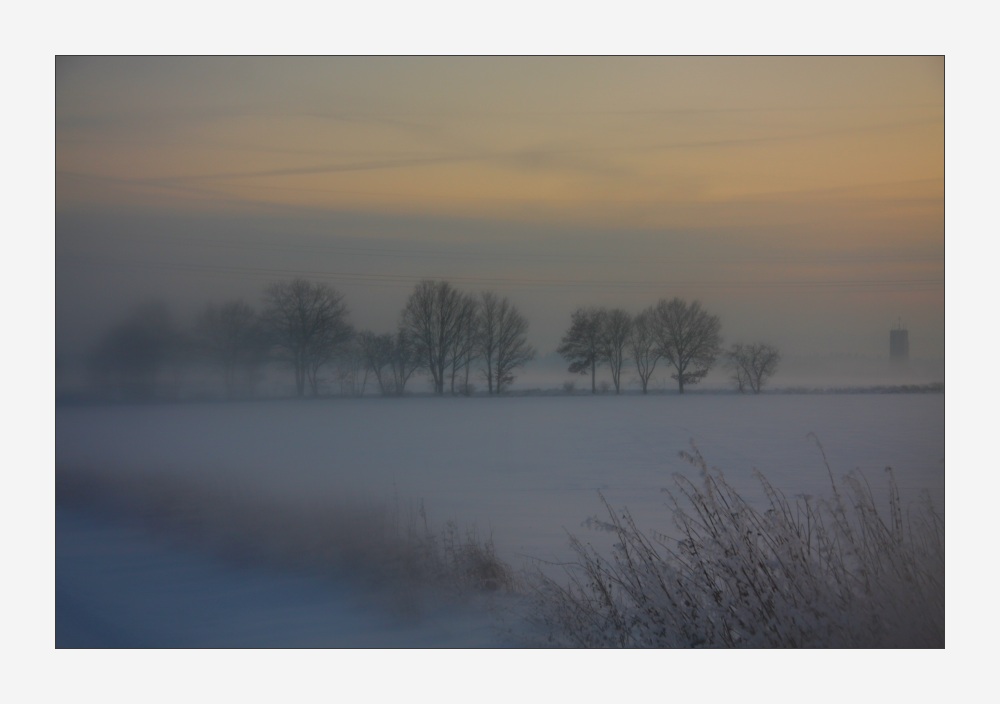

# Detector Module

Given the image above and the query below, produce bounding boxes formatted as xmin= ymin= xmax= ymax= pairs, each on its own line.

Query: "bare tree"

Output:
xmin=629 ymin=306 xmax=661 ymax=394
xmin=360 ymin=329 xmax=419 ymax=396
xmin=334 ymin=337 xmax=369 ymax=397
xmin=387 ymin=330 xmax=421 ymax=395
xmin=359 ymin=330 xmax=391 ymax=394
xmin=477 ymin=292 xmax=503 ymax=394
xmin=449 ymin=293 xmax=481 ymax=395
xmin=652 ymin=298 xmax=722 ymax=394
xmin=600 ymin=308 xmax=632 ymax=394
xmin=262 ymin=279 xmax=354 ymax=397
xmin=478 ymin=292 xmax=500 ymax=395
xmin=195 ymin=299 xmax=267 ymax=398
xmin=478 ymin=291 xmax=535 ymax=394
xmin=557 ymin=307 xmax=605 ymax=394
xmin=400 ymin=280 xmax=466 ymax=395
xmin=727 ymin=342 xmax=780 ymax=394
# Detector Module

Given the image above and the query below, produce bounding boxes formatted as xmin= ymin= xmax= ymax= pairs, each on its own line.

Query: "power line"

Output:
xmin=56 ymin=253 xmax=944 ymax=293
xmin=62 ymin=230 xmax=944 ymax=267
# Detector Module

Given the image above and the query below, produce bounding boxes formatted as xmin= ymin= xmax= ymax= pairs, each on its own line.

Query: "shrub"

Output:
xmin=440 ymin=521 xmax=517 ymax=592
xmin=383 ymin=500 xmax=516 ymax=594
xmin=527 ymin=442 xmax=944 ymax=647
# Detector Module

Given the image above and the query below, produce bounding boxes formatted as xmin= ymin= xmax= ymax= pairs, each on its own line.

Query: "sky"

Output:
xmin=55 ymin=56 xmax=944 ymax=361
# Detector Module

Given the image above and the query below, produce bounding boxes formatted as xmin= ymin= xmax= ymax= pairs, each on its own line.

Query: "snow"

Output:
xmin=56 ymin=506 xmax=510 ymax=648
xmin=55 ymin=392 xmax=944 ymax=647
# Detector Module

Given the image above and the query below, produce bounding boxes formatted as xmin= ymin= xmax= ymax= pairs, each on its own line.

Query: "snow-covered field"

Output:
xmin=55 ymin=392 xmax=944 ymax=647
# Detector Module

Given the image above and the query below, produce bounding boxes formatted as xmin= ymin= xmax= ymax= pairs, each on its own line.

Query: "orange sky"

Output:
xmin=57 ymin=57 xmax=942 ymax=225
xmin=56 ymin=57 xmax=944 ymax=360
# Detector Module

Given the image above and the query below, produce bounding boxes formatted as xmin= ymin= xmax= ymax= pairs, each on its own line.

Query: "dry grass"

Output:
xmin=56 ymin=467 xmax=517 ymax=602
xmin=527 ymin=441 xmax=944 ymax=647
xmin=57 ymin=438 xmax=944 ymax=648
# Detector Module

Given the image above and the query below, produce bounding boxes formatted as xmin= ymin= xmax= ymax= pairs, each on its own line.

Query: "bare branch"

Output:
xmin=652 ymin=298 xmax=722 ymax=394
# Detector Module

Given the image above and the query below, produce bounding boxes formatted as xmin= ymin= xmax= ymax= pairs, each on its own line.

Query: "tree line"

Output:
xmin=87 ymin=278 xmax=535 ymax=400
xmin=557 ymin=300 xmax=778 ymax=395
xmin=85 ymin=278 xmax=778 ymax=401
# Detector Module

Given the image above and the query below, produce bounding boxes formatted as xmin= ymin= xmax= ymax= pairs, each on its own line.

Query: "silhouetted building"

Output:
xmin=890 ymin=323 xmax=909 ymax=362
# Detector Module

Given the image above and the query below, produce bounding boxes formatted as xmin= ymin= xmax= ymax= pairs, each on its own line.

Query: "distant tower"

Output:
xmin=890 ymin=320 xmax=909 ymax=362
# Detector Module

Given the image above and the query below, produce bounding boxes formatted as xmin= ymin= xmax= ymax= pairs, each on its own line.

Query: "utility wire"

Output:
xmin=56 ymin=253 xmax=944 ymax=293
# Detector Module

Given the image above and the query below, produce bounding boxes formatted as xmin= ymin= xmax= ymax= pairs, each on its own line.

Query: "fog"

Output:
xmin=56 ymin=203 xmax=943 ymax=393
xmin=56 ymin=56 xmax=944 ymax=391
xmin=56 ymin=394 xmax=944 ymax=646
xmin=53 ymin=57 xmax=946 ymax=650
